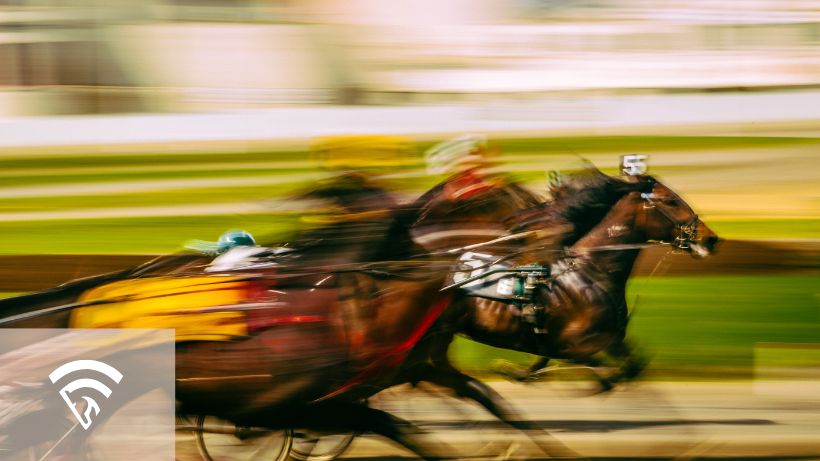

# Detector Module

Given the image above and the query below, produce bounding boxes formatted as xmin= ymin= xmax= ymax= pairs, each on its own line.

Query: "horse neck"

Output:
xmin=410 ymin=180 xmax=540 ymax=253
xmin=552 ymin=191 xmax=633 ymax=247
xmin=570 ymin=194 xmax=644 ymax=289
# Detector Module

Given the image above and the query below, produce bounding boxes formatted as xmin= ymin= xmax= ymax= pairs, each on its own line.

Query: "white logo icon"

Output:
xmin=48 ymin=360 xmax=124 ymax=430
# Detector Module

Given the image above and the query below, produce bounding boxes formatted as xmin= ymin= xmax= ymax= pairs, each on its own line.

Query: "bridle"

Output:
xmin=639 ymin=191 xmax=700 ymax=250
xmin=442 ymin=186 xmax=704 ymax=293
xmin=440 ymin=187 xmax=704 ymax=339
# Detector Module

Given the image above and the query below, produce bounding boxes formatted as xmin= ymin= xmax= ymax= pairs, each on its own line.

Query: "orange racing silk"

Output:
xmin=444 ymin=169 xmax=498 ymax=200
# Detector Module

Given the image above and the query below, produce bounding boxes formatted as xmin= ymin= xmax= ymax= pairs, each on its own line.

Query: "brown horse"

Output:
xmin=0 ymin=178 xmax=461 ymax=460
xmin=3 ymin=167 xmax=589 ymax=459
xmin=0 ymin=169 xmax=706 ymax=460
xmin=313 ymin=167 xmax=661 ymax=455
xmin=0 ymin=166 xmax=650 ymax=460
xmin=402 ymin=175 xmax=719 ymax=419
xmin=334 ymin=168 xmax=648 ymax=450
xmin=404 ymin=166 xmax=657 ymax=384
xmin=1 ymin=282 xmax=459 ymax=460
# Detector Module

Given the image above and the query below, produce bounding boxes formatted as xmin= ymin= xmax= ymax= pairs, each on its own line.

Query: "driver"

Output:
xmin=423 ymin=134 xmax=503 ymax=201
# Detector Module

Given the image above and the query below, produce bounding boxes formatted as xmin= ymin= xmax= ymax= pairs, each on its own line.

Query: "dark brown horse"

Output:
xmin=0 ymin=169 xmax=711 ymax=460
xmin=0 ymin=166 xmax=650 ymax=459
xmin=304 ymin=167 xmax=661 ymax=455
xmin=2 ymin=168 xmax=578 ymax=459
xmin=336 ymin=168 xmax=652 ymax=451
xmin=0 ymin=176 xmax=460 ymax=459
xmin=404 ymin=166 xmax=657 ymax=384
xmin=402 ymin=175 xmax=719 ymax=420
xmin=1 ymin=283 xmax=459 ymax=460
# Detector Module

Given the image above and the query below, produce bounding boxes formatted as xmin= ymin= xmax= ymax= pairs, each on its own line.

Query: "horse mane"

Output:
xmin=509 ymin=165 xmax=653 ymax=244
xmin=550 ymin=166 xmax=628 ymax=221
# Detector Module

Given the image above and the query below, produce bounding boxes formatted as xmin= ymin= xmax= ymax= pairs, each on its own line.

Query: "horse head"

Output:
xmin=637 ymin=176 xmax=719 ymax=258
xmin=510 ymin=164 xmax=655 ymax=248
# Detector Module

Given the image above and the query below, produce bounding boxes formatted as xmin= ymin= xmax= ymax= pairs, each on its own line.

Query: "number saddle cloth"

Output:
xmin=451 ymin=252 xmax=542 ymax=303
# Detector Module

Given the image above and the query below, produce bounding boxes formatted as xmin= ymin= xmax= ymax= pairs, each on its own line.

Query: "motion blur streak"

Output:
xmin=0 ymin=0 xmax=818 ymax=114
xmin=0 ymin=0 xmax=818 ymax=460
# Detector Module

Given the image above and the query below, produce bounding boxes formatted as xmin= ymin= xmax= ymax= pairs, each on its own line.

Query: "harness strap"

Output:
xmin=313 ymin=292 xmax=454 ymax=402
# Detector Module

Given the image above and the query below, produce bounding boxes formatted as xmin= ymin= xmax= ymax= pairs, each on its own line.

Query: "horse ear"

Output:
xmin=635 ymin=175 xmax=656 ymax=192
xmin=614 ymin=175 xmax=655 ymax=194
xmin=547 ymin=170 xmax=563 ymax=188
xmin=578 ymin=159 xmax=603 ymax=176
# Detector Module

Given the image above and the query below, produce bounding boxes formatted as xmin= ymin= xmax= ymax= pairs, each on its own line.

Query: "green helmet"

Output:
xmin=216 ymin=230 xmax=257 ymax=254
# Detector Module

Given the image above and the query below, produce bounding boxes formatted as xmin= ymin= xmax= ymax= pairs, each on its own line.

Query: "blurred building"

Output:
xmin=0 ymin=0 xmax=817 ymax=115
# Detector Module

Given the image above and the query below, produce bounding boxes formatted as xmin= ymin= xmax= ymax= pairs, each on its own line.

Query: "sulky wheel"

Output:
xmin=289 ymin=430 xmax=357 ymax=461
xmin=194 ymin=415 xmax=293 ymax=461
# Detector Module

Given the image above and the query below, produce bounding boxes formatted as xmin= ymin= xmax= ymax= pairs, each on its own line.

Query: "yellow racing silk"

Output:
xmin=71 ymin=276 xmax=252 ymax=342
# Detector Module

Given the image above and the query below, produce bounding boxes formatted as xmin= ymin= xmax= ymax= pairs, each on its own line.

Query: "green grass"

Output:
xmin=1 ymin=135 xmax=817 ymax=380
xmin=0 ymin=214 xmax=309 ymax=254
xmin=1 ymin=269 xmax=816 ymax=378
xmin=627 ymin=275 xmax=819 ymax=377
xmin=3 ymin=273 xmax=816 ymax=379
xmin=756 ymin=345 xmax=820 ymax=375
xmin=450 ymin=274 xmax=820 ymax=378
xmin=0 ymin=150 xmax=313 ymax=169
xmin=0 ymin=167 xmax=320 ymax=188
xmin=0 ymin=182 xmax=323 ymax=213
xmin=2 ymin=134 xmax=816 ymax=241
xmin=708 ymin=219 xmax=820 ymax=240
xmin=458 ymin=135 xmax=820 ymax=156
xmin=6 ymin=135 xmax=816 ymax=171
xmin=1 ymin=215 xmax=813 ymax=255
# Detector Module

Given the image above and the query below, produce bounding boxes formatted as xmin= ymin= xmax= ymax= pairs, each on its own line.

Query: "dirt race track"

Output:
xmin=173 ymin=381 xmax=820 ymax=460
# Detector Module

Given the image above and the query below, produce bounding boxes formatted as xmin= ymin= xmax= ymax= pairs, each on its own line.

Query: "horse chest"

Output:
xmin=473 ymin=298 xmax=520 ymax=332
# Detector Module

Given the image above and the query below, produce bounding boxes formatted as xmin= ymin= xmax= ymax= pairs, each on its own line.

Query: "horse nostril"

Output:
xmin=704 ymin=235 xmax=719 ymax=250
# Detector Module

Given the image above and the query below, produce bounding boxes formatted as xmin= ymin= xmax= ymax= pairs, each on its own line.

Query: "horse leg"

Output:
xmin=291 ymin=402 xmax=453 ymax=461
xmin=564 ymin=339 xmax=648 ymax=393
xmin=562 ymin=355 xmax=615 ymax=393
xmin=521 ymin=356 xmax=552 ymax=380
xmin=421 ymin=363 xmax=581 ymax=459
xmin=605 ymin=339 xmax=649 ymax=383
xmin=500 ymin=355 xmax=618 ymax=393
xmin=494 ymin=356 xmax=551 ymax=382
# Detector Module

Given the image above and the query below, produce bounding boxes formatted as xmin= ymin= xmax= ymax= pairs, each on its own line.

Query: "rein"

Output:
xmin=0 ymin=193 xmax=693 ymax=328
xmin=440 ymin=240 xmax=668 ymax=292
xmin=0 ymin=257 xmax=454 ymax=326
xmin=439 ymin=191 xmax=704 ymax=293
xmin=640 ymin=192 xmax=700 ymax=249
xmin=313 ymin=291 xmax=455 ymax=403
xmin=435 ymin=229 xmax=546 ymax=255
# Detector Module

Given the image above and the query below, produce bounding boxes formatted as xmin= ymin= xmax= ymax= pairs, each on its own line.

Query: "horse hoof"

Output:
xmin=597 ymin=380 xmax=615 ymax=393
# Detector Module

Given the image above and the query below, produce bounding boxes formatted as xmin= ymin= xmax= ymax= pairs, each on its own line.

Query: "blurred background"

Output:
xmin=0 ymin=0 xmax=818 ymax=457
xmin=0 ymin=0 xmax=818 ymax=113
